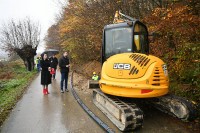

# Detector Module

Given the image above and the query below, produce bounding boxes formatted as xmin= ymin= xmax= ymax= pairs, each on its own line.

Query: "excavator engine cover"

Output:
xmin=99 ymin=53 xmax=169 ymax=98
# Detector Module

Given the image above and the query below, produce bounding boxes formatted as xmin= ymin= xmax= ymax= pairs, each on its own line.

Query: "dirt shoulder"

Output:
xmin=72 ymin=60 xmax=101 ymax=94
xmin=72 ymin=60 xmax=101 ymax=78
xmin=73 ymin=72 xmax=92 ymax=94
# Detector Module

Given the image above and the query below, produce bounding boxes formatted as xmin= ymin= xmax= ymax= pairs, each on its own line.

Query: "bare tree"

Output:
xmin=0 ymin=18 xmax=40 ymax=71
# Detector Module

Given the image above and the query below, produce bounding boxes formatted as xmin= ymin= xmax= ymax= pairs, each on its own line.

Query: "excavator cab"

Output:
xmin=102 ymin=20 xmax=149 ymax=63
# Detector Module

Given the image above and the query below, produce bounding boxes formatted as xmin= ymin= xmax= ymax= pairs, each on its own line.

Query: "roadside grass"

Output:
xmin=0 ymin=60 xmax=37 ymax=126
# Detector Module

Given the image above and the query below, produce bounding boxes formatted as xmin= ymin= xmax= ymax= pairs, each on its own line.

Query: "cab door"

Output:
xmin=133 ymin=22 xmax=149 ymax=54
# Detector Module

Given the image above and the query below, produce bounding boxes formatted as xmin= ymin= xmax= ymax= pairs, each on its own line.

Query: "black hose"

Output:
xmin=70 ymin=71 xmax=115 ymax=133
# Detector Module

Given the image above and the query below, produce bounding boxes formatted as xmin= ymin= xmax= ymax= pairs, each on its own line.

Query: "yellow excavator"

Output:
xmin=92 ymin=11 xmax=197 ymax=131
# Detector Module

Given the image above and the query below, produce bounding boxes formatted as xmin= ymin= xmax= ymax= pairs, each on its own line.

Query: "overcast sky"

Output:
xmin=0 ymin=0 xmax=66 ymax=57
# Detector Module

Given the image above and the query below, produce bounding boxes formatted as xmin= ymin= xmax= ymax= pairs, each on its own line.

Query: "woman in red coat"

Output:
xmin=40 ymin=53 xmax=51 ymax=95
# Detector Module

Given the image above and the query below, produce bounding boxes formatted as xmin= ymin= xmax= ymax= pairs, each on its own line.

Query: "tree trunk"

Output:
xmin=24 ymin=57 xmax=35 ymax=71
xmin=15 ymin=45 xmax=37 ymax=71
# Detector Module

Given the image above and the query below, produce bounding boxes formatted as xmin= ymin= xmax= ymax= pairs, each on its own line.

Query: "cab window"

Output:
xmin=105 ymin=27 xmax=132 ymax=59
xmin=133 ymin=23 xmax=148 ymax=53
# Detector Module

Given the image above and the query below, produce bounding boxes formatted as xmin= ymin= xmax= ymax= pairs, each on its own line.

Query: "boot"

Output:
xmin=43 ymin=88 xmax=46 ymax=94
xmin=44 ymin=88 xmax=48 ymax=95
xmin=46 ymin=88 xmax=49 ymax=94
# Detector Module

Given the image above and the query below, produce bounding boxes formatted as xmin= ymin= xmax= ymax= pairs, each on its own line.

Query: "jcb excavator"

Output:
xmin=92 ymin=11 xmax=197 ymax=131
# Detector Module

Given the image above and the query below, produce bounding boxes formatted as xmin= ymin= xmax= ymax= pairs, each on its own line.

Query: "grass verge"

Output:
xmin=0 ymin=60 xmax=37 ymax=126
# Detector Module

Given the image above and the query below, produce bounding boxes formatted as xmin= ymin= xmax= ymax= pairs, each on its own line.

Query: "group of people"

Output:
xmin=36 ymin=51 xmax=100 ymax=95
xmin=37 ymin=51 xmax=70 ymax=95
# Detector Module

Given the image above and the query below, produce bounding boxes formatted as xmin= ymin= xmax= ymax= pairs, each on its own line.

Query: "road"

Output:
xmin=0 ymin=72 xmax=199 ymax=133
xmin=0 ymin=72 xmax=103 ymax=133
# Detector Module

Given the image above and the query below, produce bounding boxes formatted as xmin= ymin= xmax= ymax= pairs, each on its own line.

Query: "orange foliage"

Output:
xmin=144 ymin=2 xmax=200 ymax=58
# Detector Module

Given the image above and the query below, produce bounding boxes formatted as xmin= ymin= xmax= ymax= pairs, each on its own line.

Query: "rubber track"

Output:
xmin=93 ymin=89 xmax=143 ymax=131
xmin=149 ymin=94 xmax=197 ymax=121
xmin=70 ymin=71 xmax=115 ymax=133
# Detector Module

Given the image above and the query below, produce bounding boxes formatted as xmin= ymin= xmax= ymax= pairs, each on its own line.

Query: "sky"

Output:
xmin=0 ymin=0 xmax=66 ymax=58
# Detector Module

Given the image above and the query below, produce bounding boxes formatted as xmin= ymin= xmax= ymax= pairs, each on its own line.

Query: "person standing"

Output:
xmin=92 ymin=72 xmax=99 ymax=80
xmin=35 ymin=56 xmax=41 ymax=72
xmin=59 ymin=52 xmax=70 ymax=93
xmin=40 ymin=53 xmax=51 ymax=95
xmin=50 ymin=54 xmax=58 ymax=79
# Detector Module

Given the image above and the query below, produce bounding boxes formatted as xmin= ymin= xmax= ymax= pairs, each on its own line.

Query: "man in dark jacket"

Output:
xmin=50 ymin=54 xmax=58 ymax=79
xmin=59 ymin=52 xmax=70 ymax=93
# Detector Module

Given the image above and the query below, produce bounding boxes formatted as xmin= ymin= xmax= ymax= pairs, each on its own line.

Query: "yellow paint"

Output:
xmin=99 ymin=53 xmax=169 ymax=98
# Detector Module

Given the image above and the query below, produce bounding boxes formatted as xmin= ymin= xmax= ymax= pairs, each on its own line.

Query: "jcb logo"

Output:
xmin=113 ymin=63 xmax=131 ymax=70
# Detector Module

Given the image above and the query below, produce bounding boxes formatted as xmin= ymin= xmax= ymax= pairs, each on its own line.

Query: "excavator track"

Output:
xmin=149 ymin=94 xmax=197 ymax=121
xmin=93 ymin=89 xmax=143 ymax=131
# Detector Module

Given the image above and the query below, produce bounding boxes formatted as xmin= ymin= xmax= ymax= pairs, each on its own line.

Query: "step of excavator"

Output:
xmin=88 ymin=80 xmax=99 ymax=89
